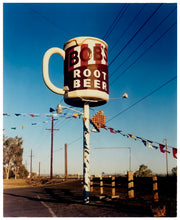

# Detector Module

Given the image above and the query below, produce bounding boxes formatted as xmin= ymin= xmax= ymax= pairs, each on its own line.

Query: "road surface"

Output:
xmin=3 ymin=180 xmax=151 ymax=217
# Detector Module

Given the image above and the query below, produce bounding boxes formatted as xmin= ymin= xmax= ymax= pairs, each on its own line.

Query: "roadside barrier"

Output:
xmin=90 ymin=174 xmax=159 ymax=201
xmin=111 ymin=176 xmax=115 ymax=196
xmin=152 ymin=176 xmax=159 ymax=202
xmin=127 ymin=171 xmax=134 ymax=199
xmin=100 ymin=176 xmax=103 ymax=195
xmin=90 ymin=176 xmax=93 ymax=192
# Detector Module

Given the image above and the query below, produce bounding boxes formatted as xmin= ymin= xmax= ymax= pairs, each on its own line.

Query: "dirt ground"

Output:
xmin=3 ymin=179 xmax=30 ymax=189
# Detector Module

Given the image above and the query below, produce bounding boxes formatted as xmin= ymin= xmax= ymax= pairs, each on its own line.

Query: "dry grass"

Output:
xmin=3 ymin=179 xmax=30 ymax=189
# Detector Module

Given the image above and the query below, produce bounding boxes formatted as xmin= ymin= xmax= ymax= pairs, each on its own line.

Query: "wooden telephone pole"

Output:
xmin=30 ymin=149 xmax=32 ymax=178
xmin=165 ymin=139 xmax=169 ymax=176
xmin=29 ymin=149 xmax=34 ymax=179
xmin=46 ymin=114 xmax=59 ymax=179
xmin=65 ymin=143 xmax=68 ymax=180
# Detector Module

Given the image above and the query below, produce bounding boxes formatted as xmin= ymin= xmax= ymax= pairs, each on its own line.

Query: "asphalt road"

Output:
xmin=3 ymin=180 xmax=151 ymax=217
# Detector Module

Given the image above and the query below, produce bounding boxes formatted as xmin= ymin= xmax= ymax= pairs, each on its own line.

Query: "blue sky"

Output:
xmin=2 ymin=2 xmax=177 ymax=176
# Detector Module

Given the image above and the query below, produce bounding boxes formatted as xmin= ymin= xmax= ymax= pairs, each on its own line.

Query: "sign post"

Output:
xmin=83 ymin=102 xmax=90 ymax=203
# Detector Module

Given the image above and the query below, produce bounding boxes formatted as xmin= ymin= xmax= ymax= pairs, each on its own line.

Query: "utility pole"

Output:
xmin=46 ymin=114 xmax=59 ymax=180
xmin=39 ymin=162 xmax=40 ymax=179
xmin=165 ymin=139 xmax=169 ymax=176
xmin=25 ymin=160 xmax=27 ymax=170
xmin=30 ymin=149 xmax=33 ymax=179
xmin=129 ymin=147 xmax=131 ymax=171
xmin=65 ymin=143 xmax=68 ymax=181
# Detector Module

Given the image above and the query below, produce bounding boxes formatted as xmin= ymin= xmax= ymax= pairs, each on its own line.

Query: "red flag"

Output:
xmin=29 ymin=114 xmax=34 ymax=117
xmin=172 ymin=148 xmax=177 ymax=159
xmin=159 ymin=144 xmax=165 ymax=153
xmin=109 ymin=128 xmax=116 ymax=134
xmin=101 ymin=125 xmax=108 ymax=130
xmin=128 ymin=134 xmax=135 ymax=139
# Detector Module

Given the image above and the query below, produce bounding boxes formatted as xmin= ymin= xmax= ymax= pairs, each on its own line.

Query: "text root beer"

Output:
xmin=63 ymin=37 xmax=109 ymax=107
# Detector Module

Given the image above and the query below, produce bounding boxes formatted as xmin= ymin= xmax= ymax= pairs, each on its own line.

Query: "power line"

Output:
xmin=109 ymin=3 xmax=146 ymax=51
xmin=109 ymin=3 xmax=163 ymax=67
xmin=107 ymin=75 xmax=177 ymax=123
xmin=110 ymin=21 xmax=177 ymax=85
xmin=109 ymin=6 xmax=177 ymax=81
xmin=68 ymin=136 xmax=82 ymax=147
xmin=27 ymin=6 xmax=71 ymax=36
xmin=103 ymin=4 xmax=129 ymax=41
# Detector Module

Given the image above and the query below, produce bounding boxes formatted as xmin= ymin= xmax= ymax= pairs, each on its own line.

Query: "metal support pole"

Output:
xmin=83 ymin=102 xmax=90 ymax=204
xmin=65 ymin=143 xmax=68 ymax=181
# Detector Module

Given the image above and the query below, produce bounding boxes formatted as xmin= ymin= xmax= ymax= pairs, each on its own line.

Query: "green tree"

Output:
xmin=3 ymin=135 xmax=24 ymax=179
xmin=18 ymin=164 xmax=29 ymax=178
xmin=134 ymin=164 xmax=152 ymax=177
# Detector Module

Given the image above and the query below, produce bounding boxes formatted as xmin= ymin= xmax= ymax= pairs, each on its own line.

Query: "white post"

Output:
xmin=83 ymin=102 xmax=90 ymax=204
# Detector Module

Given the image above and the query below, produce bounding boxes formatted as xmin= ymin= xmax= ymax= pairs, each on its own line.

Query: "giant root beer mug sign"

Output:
xmin=42 ymin=36 xmax=108 ymax=204
xmin=42 ymin=36 xmax=109 ymax=107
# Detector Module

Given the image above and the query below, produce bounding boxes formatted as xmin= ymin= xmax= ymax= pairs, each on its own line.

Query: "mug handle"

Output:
xmin=42 ymin=47 xmax=66 ymax=95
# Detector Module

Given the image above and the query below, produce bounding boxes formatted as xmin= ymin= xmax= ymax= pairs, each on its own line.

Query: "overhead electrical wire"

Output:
xmin=27 ymin=6 xmax=71 ymax=36
xmin=109 ymin=6 xmax=177 ymax=81
xmin=107 ymin=75 xmax=177 ymax=123
xmin=109 ymin=3 xmax=146 ymax=51
xmin=110 ymin=21 xmax=177 ymax=85
xmin=109 ymin=3 xmax=163 ymax=67
xmin=103 ymin=4 xmax=129 ymax=41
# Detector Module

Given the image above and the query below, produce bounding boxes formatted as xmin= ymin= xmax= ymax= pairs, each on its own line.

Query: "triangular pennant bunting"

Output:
xmin=109 ymin=128 xmax=116 ymax=134
xmin=172 ymin=148 xmax=177 ymax=159
xmin=152 ymin=145 xmax=158 ymax=150
xmin=101 ymin=125 xmax=108 ymax=130
xmin=128 ymin=134 xmax=135 ymax=139
xmin=15 ymin=114 xmax=21 ymax=116
xmin=147 ymin=141 xmax=153 ymax=149
xmin=159 ymin=144 xmax=166 ymax=153
xmin=49 ymin=108 xmax=55 ymax=112
xmin=142 ymin=140 xmax=146 ymax=146
xmin=115 ymin=130 xmax=122 ymax=133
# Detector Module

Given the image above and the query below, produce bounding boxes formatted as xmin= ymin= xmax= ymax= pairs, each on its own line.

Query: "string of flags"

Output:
xmin=3 ymin=108 xmax=177 ymax=159
xmin=3 ymin=108 xmax=83 ymax=130
xmin=88 ymin=110 xmax=177 ymax=159
xmin=100 ymin=124 xmax=177 ymax=159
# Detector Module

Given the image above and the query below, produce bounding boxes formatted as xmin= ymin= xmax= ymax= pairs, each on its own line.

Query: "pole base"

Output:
xmin=83 ymin=190 xmax=90 ymax=204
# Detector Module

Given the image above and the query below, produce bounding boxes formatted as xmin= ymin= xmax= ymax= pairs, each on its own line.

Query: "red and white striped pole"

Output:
xmin=83 ymin=102 xmax=90 ymax=204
